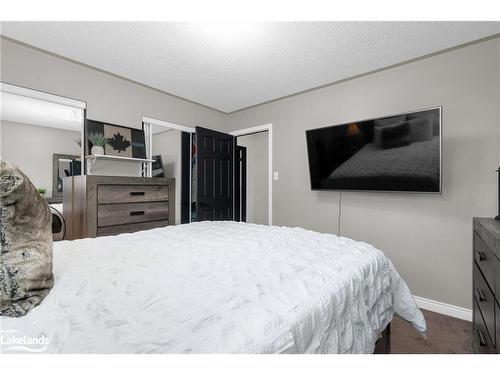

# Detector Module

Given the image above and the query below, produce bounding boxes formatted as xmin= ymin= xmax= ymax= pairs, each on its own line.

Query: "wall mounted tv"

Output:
xmin=306 ymin=107 xmax=441 ymax=193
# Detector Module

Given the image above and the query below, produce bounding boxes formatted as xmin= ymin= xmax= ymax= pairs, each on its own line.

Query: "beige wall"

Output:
xmin=1 ymin=37 xmax=225 ymax=225
xmin=152 ymin=129 xmax=182 ymax=224
xmin=0 ymin=38 xmax=225 ymax=131
xmin=225 ymin=37 xmax=500 ymax=309
xmin=2 ymin=35 xmax=499 ymax=310
xmin=237 ymin=132 xmax=269 ymax=225
xmin=0 ymin=121 xmax=81 ymax=197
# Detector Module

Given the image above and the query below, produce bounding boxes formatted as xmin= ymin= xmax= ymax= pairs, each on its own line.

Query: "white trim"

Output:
xmin=230 ymin=124 xmax=271 ymax=137
xmin=81 ymin=112 xmax=85 ymax=175
xmin=142 ymin=116 xmax=195 ymax=133
xmin=413 ymin=295 xmax=472 ymax=322
xmin=0 ymin=82 xmax=87 ymax=109
xmin=230 ymin=124 xmax=273 ymax=226
xmin=144 ymin=122 xmax=153 ymax=177
xmin=268 ymin=125 xmax=273 ymax=226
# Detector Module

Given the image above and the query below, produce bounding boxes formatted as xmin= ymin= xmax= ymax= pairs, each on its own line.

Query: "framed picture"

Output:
xmin=86 ymin=119 xmax=147 ymax=159
xmin=151 ymin=155 xmax=165 ymax=177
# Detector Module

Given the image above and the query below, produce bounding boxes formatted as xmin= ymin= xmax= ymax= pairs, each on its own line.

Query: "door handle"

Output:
xmin=130 ymin=210 xmax=145 ymax=216
xmin=476 ymin=251 xmax=486 ymax=262
xmin=130 ymin=191 xmax=145 ymax=196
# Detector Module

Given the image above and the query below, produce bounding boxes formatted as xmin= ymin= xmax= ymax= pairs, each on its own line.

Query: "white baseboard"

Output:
xmin=413 ymin=295 xmax=472 ymax=322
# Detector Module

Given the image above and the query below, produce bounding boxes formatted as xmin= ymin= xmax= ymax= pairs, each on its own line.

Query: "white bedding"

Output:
xmin=1 ymin=221 xmax=426 ymax=354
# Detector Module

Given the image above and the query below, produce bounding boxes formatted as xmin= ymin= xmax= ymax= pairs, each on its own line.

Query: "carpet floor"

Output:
xmin=390 ymin=309 xmax=473 ymax=354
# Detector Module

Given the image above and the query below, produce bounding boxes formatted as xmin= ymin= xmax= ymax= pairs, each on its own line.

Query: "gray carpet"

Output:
xmin=391 ymin=309 xmax=473 ymax=354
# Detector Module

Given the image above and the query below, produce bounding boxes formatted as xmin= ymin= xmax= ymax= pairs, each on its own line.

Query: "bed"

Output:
xmin=0 ymin=221 xmax=426 ymax=354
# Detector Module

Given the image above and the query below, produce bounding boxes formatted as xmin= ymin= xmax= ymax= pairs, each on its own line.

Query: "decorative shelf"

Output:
xmin=85 ymin=154 xmax=155 ymax=163
xmin=85 ymin=154 xmax=154 ymax=176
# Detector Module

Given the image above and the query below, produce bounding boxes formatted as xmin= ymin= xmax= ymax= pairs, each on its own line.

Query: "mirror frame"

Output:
xmin=52 ymin=153 xmax=80 ymax=199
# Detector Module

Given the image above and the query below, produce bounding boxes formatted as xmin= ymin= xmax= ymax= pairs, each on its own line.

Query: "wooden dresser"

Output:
xmin=63 ymin=176 xmax=175 ymax=240
xmin=472 ymin=218 xmax=500 ymax=353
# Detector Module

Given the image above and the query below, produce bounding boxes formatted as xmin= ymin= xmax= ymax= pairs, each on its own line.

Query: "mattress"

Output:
xmin=322 ymin=136 xmax=440 ymax=191
xmin=0 ymin=221 xmax=426 ymax=353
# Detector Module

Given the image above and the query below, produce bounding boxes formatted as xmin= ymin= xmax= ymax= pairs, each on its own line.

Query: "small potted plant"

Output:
xmin=88 ymin=132 xmax=107 ymax=156
xmin=37 ymin=187 xmax=47 ymax=197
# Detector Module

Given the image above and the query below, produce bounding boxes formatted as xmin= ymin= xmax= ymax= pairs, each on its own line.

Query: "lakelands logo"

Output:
xmin=0 ymin=330 xmax=49 ymax=353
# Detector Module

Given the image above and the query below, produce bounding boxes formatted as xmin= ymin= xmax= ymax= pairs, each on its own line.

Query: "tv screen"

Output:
xmin=306 ymin=108 xmax=441 ymax=192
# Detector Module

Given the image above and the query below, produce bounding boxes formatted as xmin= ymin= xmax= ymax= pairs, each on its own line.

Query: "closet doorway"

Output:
xmin=231 ymin=124 xmax=273 ymax=226
xmin=143 ymin=119 xmax=273 ymax=226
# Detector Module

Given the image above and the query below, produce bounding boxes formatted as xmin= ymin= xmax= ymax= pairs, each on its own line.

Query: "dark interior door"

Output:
xmin=195 ymin=126 xmax=234 ymax=221
xmin=234 ymin=145 xmax=247 ymax=222
xmin=180 ymin=131 xmax=191 ymax=224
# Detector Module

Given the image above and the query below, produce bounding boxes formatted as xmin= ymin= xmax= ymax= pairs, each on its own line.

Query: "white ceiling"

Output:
xmin=1 ymin=92 xmax=83 ymax=132
xmin=1 ymin=22 xmax=499 ymax=113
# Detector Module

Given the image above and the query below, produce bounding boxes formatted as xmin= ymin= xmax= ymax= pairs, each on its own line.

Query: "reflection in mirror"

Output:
xmin=0 ymin=91 xmax=84 ymax=205
xmin=151 ymin=124 xmax=182 ymax=224
xmin=53 ymin=153 xmax=81 ymax=198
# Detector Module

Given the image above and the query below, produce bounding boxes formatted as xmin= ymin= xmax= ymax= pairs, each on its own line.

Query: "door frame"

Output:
xmin=142 ymin=116 xmax=195 ymax=223
xmin=142 ymin=118 xmax=273 ymax=225
xmin=230 ymin=124 xmax=273 ymax=226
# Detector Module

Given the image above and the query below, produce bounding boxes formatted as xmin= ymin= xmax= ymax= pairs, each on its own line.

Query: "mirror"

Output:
xmin=150 ymin=124 xmax=182 ymax=224
xmin=52 ymin=153 xmax=81 ymax=198
xmin=0 ymin=89 xmax=84 ymax=204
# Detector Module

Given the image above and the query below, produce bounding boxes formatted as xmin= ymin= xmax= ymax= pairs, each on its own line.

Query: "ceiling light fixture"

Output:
xmin=193 ymin=22 xmax=260 ymax=43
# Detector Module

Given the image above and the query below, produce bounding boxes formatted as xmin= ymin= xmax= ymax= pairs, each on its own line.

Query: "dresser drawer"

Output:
xmin=473 ymin=232 xmax=495 ymax=289
xmin=97 ymin=219 xmax=169 ymax=236
xmin=97 ymin=202 xmax=169 ymax=227
xmin=98 ymin=184 xmax=169 ymax=204
xmin=473 ymin=262 xmax=495 ymax=346
xmin=473 ymin=299 xmax=495 ymax=353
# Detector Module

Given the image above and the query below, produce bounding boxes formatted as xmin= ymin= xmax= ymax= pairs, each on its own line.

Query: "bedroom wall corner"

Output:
xmin=0 ymin=37 xmax=227 ymax=132
xmin=223 ymin=36 xmax=500 ymax=310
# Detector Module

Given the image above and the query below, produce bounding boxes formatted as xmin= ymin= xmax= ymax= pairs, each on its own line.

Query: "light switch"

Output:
xmin=273 ymin=171 xmax=279 ymax=180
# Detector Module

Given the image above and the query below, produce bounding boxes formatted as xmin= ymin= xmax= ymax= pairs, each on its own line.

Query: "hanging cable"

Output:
xmin=337 ymin=191 xmax=342 ymax=236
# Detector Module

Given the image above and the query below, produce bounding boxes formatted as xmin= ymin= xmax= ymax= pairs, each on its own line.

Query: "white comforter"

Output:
xmin=1 ymin=221 xmax=425 ymax=354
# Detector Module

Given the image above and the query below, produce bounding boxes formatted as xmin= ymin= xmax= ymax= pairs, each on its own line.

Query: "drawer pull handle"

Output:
xmin=475 ymin=288 xmax=486 ymax=302
xmin=477 ymin=329 xmax=486 ymax=347
xmin=130 ymin=210 xmax=145 ymax=216
xmin=130 ymin=192 xmax=145 ymax=196
xmin=477 ymin=251 xmax=486 ymax=261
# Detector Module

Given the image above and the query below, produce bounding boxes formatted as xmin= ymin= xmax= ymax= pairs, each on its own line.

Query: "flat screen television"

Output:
xmin=306 ymin=107 xmax=441 ymax=193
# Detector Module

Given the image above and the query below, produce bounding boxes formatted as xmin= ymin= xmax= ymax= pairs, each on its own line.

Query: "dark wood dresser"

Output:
xmin=472 ymin=218 xmax=500 ymax=353
xmin=63 ymin=176 xmax=175 ymax=240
